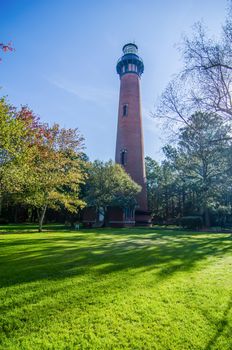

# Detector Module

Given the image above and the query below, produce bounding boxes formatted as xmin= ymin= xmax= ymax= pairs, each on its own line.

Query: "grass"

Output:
xmin=0 ymin=225 xmax=232 ymax=350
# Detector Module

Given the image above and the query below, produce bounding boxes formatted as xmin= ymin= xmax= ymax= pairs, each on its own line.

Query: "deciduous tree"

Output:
xmin=19 ymin=110 xmax=86 ymax=231
xmin=0 ymin=42 xmax=14 ymax=62
xmin=0 ymin=98 xmax=29 ymax=215
xmin=85 ymin=160 xmax=141 ymax=225
xmin=156 ymin=3 xmax=232 ymax=131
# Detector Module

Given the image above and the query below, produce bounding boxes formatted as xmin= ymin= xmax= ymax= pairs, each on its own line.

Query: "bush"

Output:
xmin=164 ymin=218 xmax=178 ymax=226
xmin=180 ymin=216 xmax=203 ymax=230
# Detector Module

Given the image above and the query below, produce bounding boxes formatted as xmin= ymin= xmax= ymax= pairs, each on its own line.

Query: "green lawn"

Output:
xmin=0 ymin=225 xmax=232 ymax=350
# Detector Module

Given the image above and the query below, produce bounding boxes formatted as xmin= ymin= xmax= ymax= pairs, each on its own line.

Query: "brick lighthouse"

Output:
xmin=82 ymin=43 xmax=150 ymax=227
xmin=115 ymin=43 xmax=150 ymax=225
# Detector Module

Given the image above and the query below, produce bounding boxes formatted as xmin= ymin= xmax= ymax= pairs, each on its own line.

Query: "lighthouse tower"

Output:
xmin=82 ymin=43 xmax=150 ymax=227
xmin=115 ymin=43 xmax=150 ymax=225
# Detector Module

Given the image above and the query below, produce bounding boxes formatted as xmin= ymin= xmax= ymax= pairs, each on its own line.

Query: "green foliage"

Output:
xmin=85 ymin=160 xmax=141 ymax=221
xmin=0 ymin=100 xmax=87 ymax=230
xmin=20 ymin=122 xmax=87 ymax=231
xmin=22 ymin=125 xmax=86 ymax=211
xmin=170 ymin=112 xmax=232 ymax=226
xmin=154 ymin=2 xmax=232 ymax=227
xmin=147 ymin=112 xmax=232 ymax=226
xmin=145 ymin=156 xmax=180 ymax=222
xmin=180 ymin=216 xmax=203 ymax=229
xmin=0 ymin=225 xmax=232 ymax=349
xmin=0 ymin=98 xmax=28 ymax=195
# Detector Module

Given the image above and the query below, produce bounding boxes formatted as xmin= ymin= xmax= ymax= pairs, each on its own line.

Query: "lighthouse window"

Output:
xmin=121 ymin=149 xmax=127 ymax=165
xmin=122 ymin=104 xmax=128 ymax=117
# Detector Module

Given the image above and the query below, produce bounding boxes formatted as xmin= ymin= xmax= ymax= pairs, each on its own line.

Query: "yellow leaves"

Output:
xmin=47 ymin=190 xmax=86 ymax=212
xmin=19 ymin=122 xmax=86 ymax=212
xmin=1 ymin=98 xmax=87 ymax=215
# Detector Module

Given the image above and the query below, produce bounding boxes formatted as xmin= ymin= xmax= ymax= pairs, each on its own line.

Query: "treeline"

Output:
xmin=2 ymin=2 xmax=232 ymax=230
xmin=146 ymin=112 xmax=232 ymax=227
xmin=147 ymin=2 xmax=232 ymax=228
xmin=0 ymin=98 xmax=87 ymax=230
xmin=3 ymin=97 xmax=231 ymax=229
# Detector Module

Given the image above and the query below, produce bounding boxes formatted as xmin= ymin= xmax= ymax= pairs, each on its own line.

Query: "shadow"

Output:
xmin=0 ymin=224 xmax=68 ymax=234
xmin=1 ymin=226 xmax=232 ymax=347
xmin=205 ymin=295 xmax=232 ymax=350
xmin=1 ymin=227 xmax=232 ymax=289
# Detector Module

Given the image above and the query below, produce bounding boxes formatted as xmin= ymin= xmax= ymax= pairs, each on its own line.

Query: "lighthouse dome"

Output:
xmin=116 ymin=43 xmax=144 ymax=77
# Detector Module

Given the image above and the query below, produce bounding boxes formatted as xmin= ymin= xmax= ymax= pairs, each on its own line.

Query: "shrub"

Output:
xmin=165 ymin=218 xmax=178 ymax=226
xmin=180 ymin=216 xmax=203 ymax=230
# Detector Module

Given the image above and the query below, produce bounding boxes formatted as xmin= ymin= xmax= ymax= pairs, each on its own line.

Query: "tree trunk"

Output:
xmin=165 ymin=189 xmax=169 ymax=220
xmin=103 ymin=207 xmax=108 ymax=227
xmin=171 ymin=198 xmax=174 ymax=217
xmin=38 ymin=205 xmax=47 ymax=232
xmin=32 ymin=208 xmax=37 ymax=223
xmin=182 ymin=189 xmax=185 ymax=215
xmin=178 ymin=192 xmax=182 ymax=216
xmin=204 ymin=207 xmax=210 ymax=228
xmin=14 ymin=206 xmax=18 ymax=223
xmin=0 ymin=195 xmax=3 ymax=217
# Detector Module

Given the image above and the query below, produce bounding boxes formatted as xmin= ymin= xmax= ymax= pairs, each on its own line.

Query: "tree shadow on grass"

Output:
xmin=0 ymin=228 xmax=232 ymax=289
xmin=0 ymin=224 xmax=68 ymax=234
xmin=204 ymin=295 xmax=232 ymax=350
xmin=1 ymin=228 xmax=232 ymax=349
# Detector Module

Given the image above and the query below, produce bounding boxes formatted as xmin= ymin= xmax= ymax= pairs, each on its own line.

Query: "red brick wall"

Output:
xmin=115 ymin=73 xmax=148 ymax=211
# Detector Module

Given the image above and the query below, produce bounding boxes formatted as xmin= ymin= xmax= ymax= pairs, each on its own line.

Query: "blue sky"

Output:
xmin=0 ymin=0 xmax=228 ymax=161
